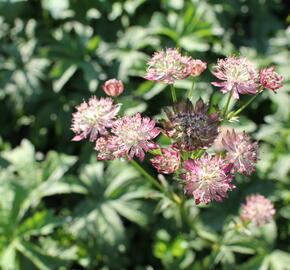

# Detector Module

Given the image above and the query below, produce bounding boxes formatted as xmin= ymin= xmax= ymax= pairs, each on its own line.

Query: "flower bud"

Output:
xmin=102 ymin=79 xmax=124 ymax=97
xmin=260 ymin=66 xmax=284 ymax=92
xmin=190 ymin=59 xmax=207 ymax=77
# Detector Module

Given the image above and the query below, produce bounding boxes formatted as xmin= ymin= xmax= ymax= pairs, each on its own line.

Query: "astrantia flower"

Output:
xmin=102 ymin=78 xmax=124 ymax=97
xmin=111 ymin=113 xmax=160 ymax=162
xmin=144 ymin=48 xmax=193 ymax=84
xmin=71 ymin=96 xmax=120 ymax=142
xmin=222 ymin=129 xmax=258 ymax=176
xmin=161 ymin=99 xmax=219 ymax=152
xmin=190 ymin=59 xmax=207 ymax=77
xmin=241 ymin=194 xmax=275 ymax=226
xmin=182 ymin=154 xmax=235 ymax=204
xmin=94 ymin=136 xmax=118 ymax=160
xmin=260 ymin=66 xmax=284 ymax=92
xmin=211 ymin=56 xmax=259 ymax=99
xmin=150 ymin=148 xmax=180 ymax=174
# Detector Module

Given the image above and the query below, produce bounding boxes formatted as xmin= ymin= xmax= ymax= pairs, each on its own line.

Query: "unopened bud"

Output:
xmin=102 ymin=79 xmax=124 ymax=97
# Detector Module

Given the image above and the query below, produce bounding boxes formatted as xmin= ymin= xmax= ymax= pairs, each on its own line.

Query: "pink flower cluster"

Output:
xmin=71 ymin=49 xmax=280 ymax=211
xmin=211 ymin=56 xmax=284 ymax=99
xmin=241 ymin=194 xmax=275 ymax=226
xmin=71 ymin=80 xmax=160 ymax=162
xmin=182 ymin=155 xmax=235 ymax=204
xmin=145 ymin=48 xmax=206 ymax=84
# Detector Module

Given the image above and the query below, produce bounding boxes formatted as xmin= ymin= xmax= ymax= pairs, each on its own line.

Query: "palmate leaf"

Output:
xmin=15 ymin=240 xmax=69 ymax=270
xmin=0 ymin=243 xmax=18 ymax=270
xmin=0 ymin=140 xmax=81 ymax=269
xmin=69 ymin=160 xmax=151 ymax=252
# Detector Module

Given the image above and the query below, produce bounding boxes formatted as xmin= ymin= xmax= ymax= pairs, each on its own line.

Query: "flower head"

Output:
xmin=161 ymin=99 xmax=219 ymax=152
xmin=111 ymin=113 xmax=160 ymax=161
xmin=182 ymin=154 xmax=235 ymax=204
xmin=102 ymin=78 xmax=124 ymax=97
xmin=241 ymin=194 xmax=275 ymax=226
xmin=260 ymin=66 xmax=284 ymax=92
xmin=144 ymin=48 xmax=193 ymax=84
xmin=150 ymin=148 xmax=180 ymax=174
xmin=94 ymin=136 xmax=118 ymax=160
xmin=211 ymin=56 xmax=259 ymax=99
xmin=71 ymin=96 xmax=120 ymax=142
xmin=222 ymin=129 xmax=258 ymax=176
xmin=190 ymin=59 xmax=207 ymax=77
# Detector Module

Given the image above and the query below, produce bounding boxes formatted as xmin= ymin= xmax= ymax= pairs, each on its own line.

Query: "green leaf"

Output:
xmin=110 ymin=200 xmax=148 ymax=226
xmin=17 ymin=210 xmax=61 ymax=237
xmin=1 ymin=139 xmax=38 ymax=183
xmin=41 ymin=151 xmax=77 ymax=182
xmin=52 ymin=64 xmax=77 ymax=93
xmin=15 ymin=240 xmax=68 ymax=270
xmin=0 ymin=243 xmax=18 ymax=270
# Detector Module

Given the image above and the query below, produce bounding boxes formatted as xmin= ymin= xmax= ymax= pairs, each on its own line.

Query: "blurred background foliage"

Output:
xmin=0 ymin=0 xmax=289 ymax=269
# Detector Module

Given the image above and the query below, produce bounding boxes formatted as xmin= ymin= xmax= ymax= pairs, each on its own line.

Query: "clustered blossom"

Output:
xmin=150 ymin=148 xmax=180 ymax=174
xmin=102 ymin=78 xmax=124 ymax=97
xmin=211 ymin=56 xmax=259 ymax=99
xmin=71 ymin=96 xmax=120 ymax=142
xmin=222 ymin=129 xmax=258 ymax=176
xmin=94 ymin=136 xmax=118 ymax=160
xmin=161 ymin=99 xmax=219 ymax=151
xmin=109 ymin=113 xmax=160 ymax=162
xmin=260 ymin=66 xmax=284 ymax=92
xmin=241 ymin=194 xmax=275 ymax=226
xmin=190 ymin=59 xmax=207 ymax=77
xmin=182 ymin=154 xmax=235 ymax=204
xmin=145 ymin=48 xmax=206 ymax=84
xmin=71 ymin=49 xmax=281 ymax=208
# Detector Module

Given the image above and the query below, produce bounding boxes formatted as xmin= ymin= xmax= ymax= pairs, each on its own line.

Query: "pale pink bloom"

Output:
xmin=102 ymin=79 xmax=124 ymax=97
xmin=94 ymin=136 xmax=118 ymax=160
xmin=241 ymin=194 xmax=275 ymax=226
xmin=190 ymin=59 xmax=207 ymax=77
xmin=71 ymin=96 xmax=120 ymax=142
xmin=182 ymin=154 xmax=235 ymax=204
xmin=222 ymin=129 xmax=258 ymax=176
xmin=150 ymin=148 xmax=180 ymax=174
xmin=111 ymin=113 xmax=160 ymax=162
xmin=211 ymin=56 xmax=259 ymax=99
xmin=144 ymin=48 xmax=193 ymax=84
xmin=260 ymin=66 xmax=284 ymax=92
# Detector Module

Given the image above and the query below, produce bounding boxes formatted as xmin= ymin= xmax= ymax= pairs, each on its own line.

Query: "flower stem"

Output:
xmin=131 ymin=159 xmax=163 ymax=191
xmin=187 ymin=79 xmax=195 ymax=99
xmin=227 ymin=92 xmax=261 ymax=119
xmin=130 ymin=159 xmax=182 ymax=204
xmin=222 ymin=93 xmax=232 ymax=118
xmin=170 ymin=85 xmax=177 ymax=103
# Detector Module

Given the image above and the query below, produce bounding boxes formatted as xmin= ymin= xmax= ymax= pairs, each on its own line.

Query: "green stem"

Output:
xmin=187 ymin=79 xmax=195 ymax=99
xmin=170 ymin=85 xmax=177 ymax=103
xmin=222 ymin=93 xmax=232 ymax=118
xmin=227 ymin=92 xmax=261 ymax=119
xmin=131 ymin=159 xmax=182 ymax=204
xmin=131 ymin=159 xmax=163 ymax=191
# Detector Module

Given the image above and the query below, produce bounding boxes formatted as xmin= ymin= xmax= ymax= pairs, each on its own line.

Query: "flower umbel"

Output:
xmin=222 ymin=129 xmax=258 ymax=176
xmin=150 ymin=148 xmax=180 ymax=174
xmin=94 ymin=136 xmax=119 ymax=160
xmin=144 ymin=48 xmax=193 ymax=84
xmin=111 ymin=113 xmax=160 ymax=162
xmin=211 ymin=56 xmax=259 ymax=99
xmin=182 ymin=154 xmax=235 ymax=204
xmin=71 ymin=96 xmax=120 ymax=142
xmin=241 ymin=194 xmax=275 ymax=226
xmin=260 ymin=66 xmax=284 ymax=92
xmin=161 ymin=99 xmax=219 ymax=151
xmin=102 ymin=78 xmax=124 ymax=97
xmin=190 ymin=59 xmax=207 ymax=77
